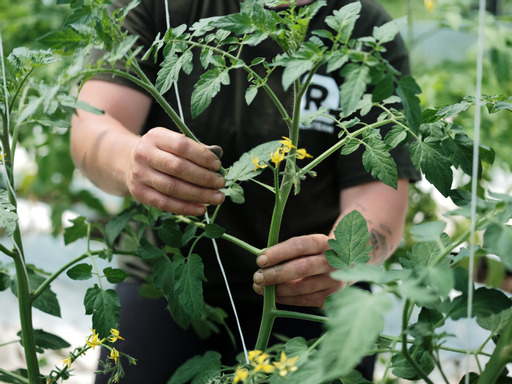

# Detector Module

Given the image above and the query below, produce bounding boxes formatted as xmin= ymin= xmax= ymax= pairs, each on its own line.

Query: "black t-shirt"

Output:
xmin=91 ymin=0 xmax=421 ymax=304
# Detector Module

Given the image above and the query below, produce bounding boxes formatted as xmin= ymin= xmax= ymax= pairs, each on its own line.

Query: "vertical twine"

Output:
xmin=465 ymin=0 xmax=486 ymax=382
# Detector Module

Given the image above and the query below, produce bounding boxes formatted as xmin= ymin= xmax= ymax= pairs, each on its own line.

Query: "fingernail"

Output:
xmin=257 ymin=254 xmax=268 ymax=267
xmin=212 ymin=159 xmax=222 ymax=171
xmin=253 ymin=271 xmax=264 ymax=284
xmin=216 ymin=175 xmax=225 ymax=189
xmin=213 ymin=191 xmax=224 ymax=204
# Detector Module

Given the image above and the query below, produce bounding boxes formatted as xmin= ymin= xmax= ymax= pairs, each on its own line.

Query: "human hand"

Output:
xmin=127 ymin=127 xmax=225 ymax=216
xmin=252 ymin=234 xmax=344 ymax=307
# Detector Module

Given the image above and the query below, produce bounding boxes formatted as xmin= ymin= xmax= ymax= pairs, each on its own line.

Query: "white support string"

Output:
xmin=162 ymin=1 xmax=250 ymax=364
xmin=465 ymin=0 xmax=486 ymax=382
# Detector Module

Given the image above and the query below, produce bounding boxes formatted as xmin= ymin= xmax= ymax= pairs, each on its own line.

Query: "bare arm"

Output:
xmin=71 ymin=80 xmax=225 ymax=216
xmin=253 ymin=179 xmax=410 ymax=307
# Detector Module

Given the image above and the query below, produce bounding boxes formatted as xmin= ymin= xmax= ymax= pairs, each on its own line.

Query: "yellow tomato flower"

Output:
xmin=249 ymin=350 xmax=275 ymax=373
xmin=270 ymin=148 xmax=285 ymax=166
xmin=251 ymin=154 xmax=268 ymax=172
xmin=85 ymin=329 xmax=105 ymax=350
xmin=279 ymin=136 xmax=295 ymax=153
xmin=60 ymin=357 xmax=72 ymax=370
xmin=273 ymin=351 xmax=299 ymax=377
xmin=109 ymin=347 xmax=120 ymax=364
xmin=296 ymin=148 xmax=313 ymax=160
xmin=424 ymin=0 xmax=435 ymax=11
xmin=108 ymin=328 xmax=124 ymax=343
xmin=248 ymin=350 xmax=264 ymax=364
xmin=232 ymin=366 xmax=249 ymax=383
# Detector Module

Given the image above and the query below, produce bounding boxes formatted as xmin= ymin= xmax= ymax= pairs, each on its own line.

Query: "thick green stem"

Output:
xmin=477 ymin=314 xmax=512 ymax=384
xmin=255 ymin=79 xmax=303 ymax=350
xmin=13 ymin=253 xmax=41 ymax=383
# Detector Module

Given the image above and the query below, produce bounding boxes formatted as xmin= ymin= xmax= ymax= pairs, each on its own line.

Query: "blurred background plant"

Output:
xmin=0 ymin=0 xmax=114 ymax=238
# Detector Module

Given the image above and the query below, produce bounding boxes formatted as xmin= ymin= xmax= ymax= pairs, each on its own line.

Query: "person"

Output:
xmin=71 ymin=0 xmax=420 ymax=382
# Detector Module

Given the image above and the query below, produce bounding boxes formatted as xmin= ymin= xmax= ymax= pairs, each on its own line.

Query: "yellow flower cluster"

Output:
xmin=232 ymin=350 xmax=299 ymax=383
xmin=424 ymin=0 xmax=436 ymax=11
xmin=252 ymin=136 xmax=312 ymax=171
xmin=61 ymin=328 xmax=124 ymax=371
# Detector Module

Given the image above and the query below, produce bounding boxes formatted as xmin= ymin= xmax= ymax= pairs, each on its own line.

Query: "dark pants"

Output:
xmin=94 ymin=282 xmax=374 ymax=383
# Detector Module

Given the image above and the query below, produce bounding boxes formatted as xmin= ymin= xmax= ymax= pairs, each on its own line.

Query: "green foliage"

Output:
xmin=326 ymin=210 xmax=372 ymax=268
xmin=84 ymin=285 xmax=121 ymax=338
xmin=2 ymin=0 xmax=512 ymax=383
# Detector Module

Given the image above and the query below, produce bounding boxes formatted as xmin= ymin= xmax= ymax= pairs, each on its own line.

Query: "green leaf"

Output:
xmin=442 ymin=131 xmax=479 ymax=177
xmin=63 ymin=216 xmax=88 ymax=245
xmin=436 ymin=99 xmax=473 ymax=119
xmin=362 ymin=132 xmax=398 ymax=188
xmin=157 ymin=220 xmax=183 ymax=248
xmin=326 ymin=210 xmax=371 ymax=268
xmin=391 ymin=345 xmax=435 ymax=380
xmin=211 ymin=13 xmax=255 ymax=35
xmin=167 ymin=351 xmax=221 ymax=384
xmin=401 ymin=234 xmax=452 ymax=268
xmin=84 ymin=285 xmax=121 ymax=338
xmin=245 ymin=85 xmax=258 ymax=105
xmin=224 ymin=140 xmax=280 ymax=184
xmin=222 ymin=183 xmax=245 ymax=204
xmin=66 ymin=263 xmax=93 ymax=281
xmin=317 ymin=289 xmax=391 ymax=381
xmin=154 ymin=257 xmax=193 ymax=329
xmin=373 ymin=16 xmax=407 ymax=44
xmin=282 ymin=58 xmax=313 ymax=91
xmin=174 ymin=254 xmax=206 ymax=319
xmin=477 ymin=307 xmax=512 ymax=333
xmin=137 ymin=238 xmax=167 ymax=262
xmin=410 ymin=221 xmax=447 ymax=242
xmin=409 ymin=139 xmax=452 ymax=197
xmin=325 ymin=2 xmax=361 ymax=43
xmin=0 ymin=272 xmax=11 ymax=291
xmin=325 ymin=49 xmax=349 ymax=73
xmin=331 ymin=264 xmax=388 ymax=284
xmin=0 ymin=190 xmax=18 ymax=237
xmin=39 ymin=27 xmax=86 ymax=52
xmin=339 ymin=63 xmax=370 ymax=116
xmin=484 ymin=223 xmax=512 ymax=269
xmin=156 ymin=50 xmax=194 ymax=95
xmin=191 ymin=69 xmax=230 ymax=118
xmin=447 ymin=287 xmax=512 ymax=321
xmin=105 ymin=208 xmax=136 ymax=247
xmin=396 ymin=75 xmax=422 ymax=134
xmin=204 ymin=224 xmax=225 ymax=239
xmin=17 ymin=329 xmax=70 ymax=351
xmin=384 ymin=125 xmax=408 ymax=149
xmin=103 ymin=267 xmax=129 ymax=284
xmin=11 ymin=271 xmax=61 ymax=317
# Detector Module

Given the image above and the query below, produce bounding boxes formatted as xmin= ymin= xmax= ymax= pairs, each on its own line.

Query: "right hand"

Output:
xmin=127 ymin=127 xmax=225 ymax=216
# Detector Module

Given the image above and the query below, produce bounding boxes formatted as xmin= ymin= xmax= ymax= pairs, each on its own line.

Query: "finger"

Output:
xmin=149 ymin=128 xmax=222 ymax=171
xmin=275 ymin=275 xmax=341 ymax=297
xmin=275 ymin=289 xmax=334 ymax=308
xmin=253 ymin=255 xmax=331 ymax=287
xmin=257 ymin=234 xmax=328 ymax=268
xmin=141 ymin=149 xmax=225 ymax=190
xmin=128 ymin=183 xmax=210 ymax=216
xmin=130 ymin=166 xmax=225 ymax=206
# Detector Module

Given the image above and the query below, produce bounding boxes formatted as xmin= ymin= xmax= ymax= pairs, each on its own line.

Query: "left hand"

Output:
xmin=252 ymin=234 xmax=344 ymax=307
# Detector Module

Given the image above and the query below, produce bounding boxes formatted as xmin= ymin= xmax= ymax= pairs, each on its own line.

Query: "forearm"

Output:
xmin=71 ymin=110 xmax=138 ymax=196
xmin=332 ymin=179 xmax=410 ymax=265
